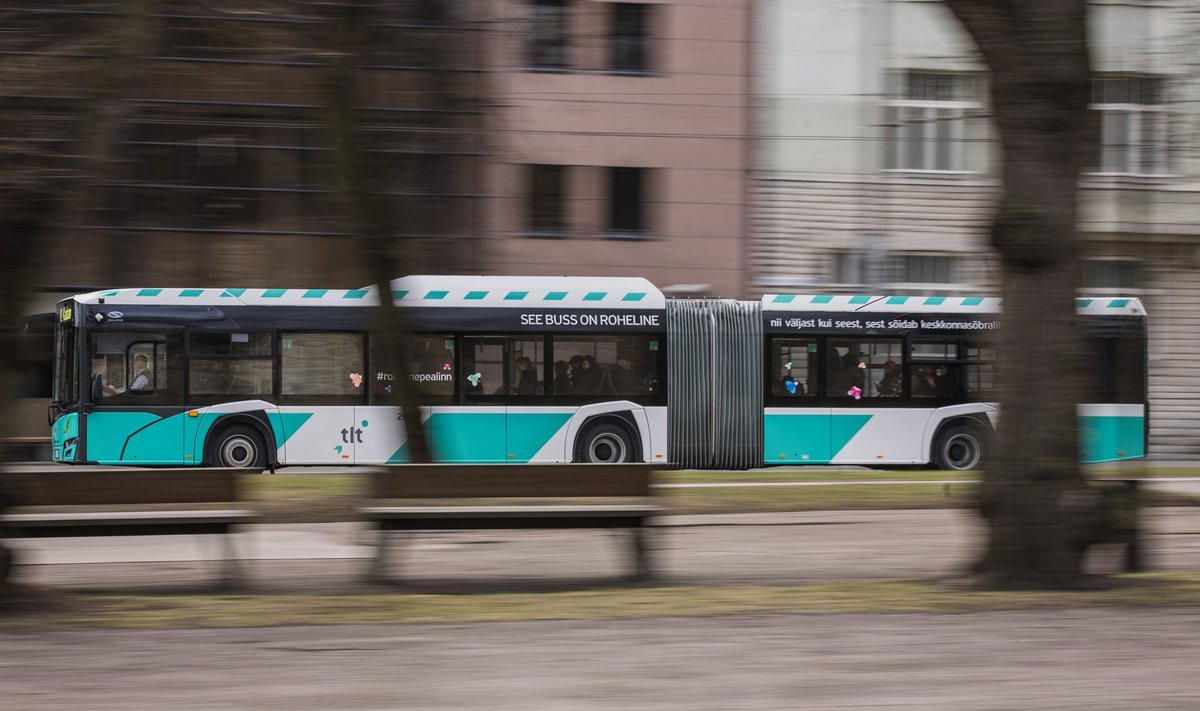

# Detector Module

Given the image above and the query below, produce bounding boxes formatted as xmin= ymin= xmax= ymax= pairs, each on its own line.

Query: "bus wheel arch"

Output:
xmin=205 ymin=416 xmax=274 ymax=469
xmin=931 ymin=417 xmax=990 ymax=471
xmin=573 ymin=414 xmax=641 ymax=464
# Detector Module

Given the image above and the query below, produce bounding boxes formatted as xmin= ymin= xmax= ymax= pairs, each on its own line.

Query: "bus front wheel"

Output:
xmin=575 ymin=422 xmax=635 ymax=463
xmin=209 ymin=425 xmax=266 ymax=469
xmin=932 ymin=423 xmax=985 ymax=471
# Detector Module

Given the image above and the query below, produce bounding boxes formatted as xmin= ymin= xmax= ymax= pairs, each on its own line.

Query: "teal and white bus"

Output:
xmin=48 ymin=276 xmax=1146 ymax=470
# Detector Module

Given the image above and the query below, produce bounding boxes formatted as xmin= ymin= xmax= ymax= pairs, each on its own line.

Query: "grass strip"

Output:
xmin=242 ymin=474 xmax=1200 ymax=523
xmin=7 ymin=574 xmax=1200 ymax=631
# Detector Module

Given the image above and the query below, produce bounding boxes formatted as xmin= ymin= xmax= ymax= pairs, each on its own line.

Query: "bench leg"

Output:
xmin=368 ymin=525 xmax=397 ymax=583
xmin=219 ymin=531 xmax=245 ymax=591
xmin=630 ymin=525 xmax=653 ymax=581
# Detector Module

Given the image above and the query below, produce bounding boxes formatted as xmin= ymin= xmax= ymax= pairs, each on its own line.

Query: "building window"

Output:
xmin=608 ymin=167 xmax=646 ymax=237
xmin=611 ymin=3 xmax=650 ymax=74
xmin=885 ymin=71 xmax=986 ymax=172
xmin=1091 ymin=76 xmax=1167 ymax=176
xmin=527 ymin=164 xmax=567 ymax=237
xmin=831 ymin=251 xmax=868 ymax=285
xmin=1083 ymin=259 xmax=1142 ymax=290
xmin=900 ymin=255 xmax=957 ymax=284
xmin=529 ymin=0 xmax=569 ymax=70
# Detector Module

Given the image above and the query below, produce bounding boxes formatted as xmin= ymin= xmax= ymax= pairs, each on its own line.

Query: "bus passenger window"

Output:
xmin=828 ymin=339 xmax=902 ymax=399
xmin=280 ymin=332 xmax=365 ymax=404
xmin=769 ymin=338 xmax=816 ymax=397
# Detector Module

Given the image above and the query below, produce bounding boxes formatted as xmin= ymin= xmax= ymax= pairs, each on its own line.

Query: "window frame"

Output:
xmin=278 ymin=331 xmax=368 ymax=406
xmin=525 ymin=164 xmax=568 ymax=238
xmin=610 ymin=2 xmax=651 ymax=75
xmin=884 ymin=71 xmax=987 ymax=174
xmin=528 ymin=0 xmax=570 ymax=71
xmin=88 ymin=329 xmax=185 ymax=407
xmin=607 ymin=166 xmax=648 ymax=239
xmin=185 ymin=331 xmax=276 ymax=404
xmin=1088 ymin=75 xmax=1170 ymax=178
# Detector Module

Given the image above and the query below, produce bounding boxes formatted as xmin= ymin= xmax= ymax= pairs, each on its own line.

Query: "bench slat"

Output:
xmin=1 ymin=468 xmax=248 ymax=506
xmin=369 ymin=464 xmax=656 ymax=499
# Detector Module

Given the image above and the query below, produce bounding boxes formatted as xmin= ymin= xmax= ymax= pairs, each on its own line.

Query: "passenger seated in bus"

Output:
xmin=829 ymin=352 xmax=865 ymax=397
xmin=513 ymin=356 xmax=537 ymax=395
xmin=911 ymin=366 xmax=937 ymax=397
xmin=611 ymin=357 xmax=640 ymax=393
xmin=572 ymin=355 xmax=602 ymax=395
xmin=875 ymin=360 xmax=901 ymax=397
xmin=932 ymin=365 xmax=963 ymax=398
xmin=107 ymin=354 xmax=151 ymax=395
xmin=552 ymin=360 xmax=570 ymax=393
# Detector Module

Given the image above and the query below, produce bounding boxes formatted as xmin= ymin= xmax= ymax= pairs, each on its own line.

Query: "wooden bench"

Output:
xmin=360 ymin=464 xmax=661 ymax=582
xmin=1080 ymin=478 xmax=1144 ymax=573
xmin=0 ymin=468 xmax=257 ymax=587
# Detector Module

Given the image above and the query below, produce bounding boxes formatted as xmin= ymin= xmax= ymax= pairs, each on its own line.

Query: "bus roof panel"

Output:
xmin=72 ymin=276 xmax=666 ymax=310
xmin=762 ymin=294 xmax=1144 ymax=317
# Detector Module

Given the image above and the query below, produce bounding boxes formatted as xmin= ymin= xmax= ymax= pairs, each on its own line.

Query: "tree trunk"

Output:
xmin=319 ymin=0 xmax=433 ymax=463
xmin=944 ymin=0 xmax=1099 ymax=587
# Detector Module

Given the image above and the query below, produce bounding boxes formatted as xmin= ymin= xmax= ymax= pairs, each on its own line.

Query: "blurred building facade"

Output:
xmin=10 ymin=1 xmax=751 ymax=296
xmin=11 ymin=1 xmax=489 ymax=290
xmin=751 ymin=0 xmax=1200 ymax=456
xmin=487 ymin=0 xmax=753 ymax=296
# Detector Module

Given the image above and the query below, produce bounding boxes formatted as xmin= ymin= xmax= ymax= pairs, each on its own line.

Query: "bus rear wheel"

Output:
xmin=576 ymin=422 xmax=635 ymax=463
xmin=932 ymin=423 xmax=984 ymax=471
xmin=210 ymin=425 xmax=266 ymax=469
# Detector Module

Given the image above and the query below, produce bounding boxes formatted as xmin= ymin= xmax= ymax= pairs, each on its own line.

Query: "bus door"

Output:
xmin=87 ymin=332 xmax=187 ymax=465
xmin=764 ymin=337 xmax=832 ymax=463
xmin=432 ymin=336 xmax=509 ymax=462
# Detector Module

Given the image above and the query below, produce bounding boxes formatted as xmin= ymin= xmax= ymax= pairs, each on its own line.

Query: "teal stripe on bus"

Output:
xmin=811 ymin=295 xmax=833 ymax=304
xmin=848 ymin=295 xmax=870 ymax=305
xmin=584 ymin=292 xmax=607 ymax=301
xmin=392 ymin=290 xmax=408 ymax=300
xmin=622 ymin=292 xmax=647 ymax=302
xmin=465 ymin=291 xmax=489 ymax=300
xmin=961 ymin=297 xmax=984 ymax=306
xmin=504 ymin=291 xmax=528 ymax=301
xmin=180 ymin=289 xmax=204 ymax=297
xmin=222 ymin=289 xmax=246 ymax=298
xmin=303 ymin=289 xmax=328 ymax=298
xmin=772 ymin=295 xmax=796 ymax=304
xmin=343 ymin=289 xmax=369 ymax=299
xmin=886 ymin=296 xmax=908 ymax=305
xmin=1108 ymin=299 xmax=1130 ymax=308
xmin=424 ymin=290 xmax=448 ymax=300
xmin=137 ymin=288 xmax=163 ymax=297
xmin=924 ymin=296 xmax=945 ymax=306
xmin=263 ymin=289 xmax=286 ymax=298
xmin=545 ymin=291 xmax=568 ymax=301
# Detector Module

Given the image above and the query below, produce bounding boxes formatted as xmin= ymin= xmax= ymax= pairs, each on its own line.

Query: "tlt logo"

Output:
xmin=340 ymin=419 xmax=369 ymax=444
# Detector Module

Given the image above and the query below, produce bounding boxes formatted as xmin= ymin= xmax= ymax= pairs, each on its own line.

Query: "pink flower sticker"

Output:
xmin=349 ymin=372 xmax=363 ymax=388
xmin=847 ymin=386 xmax=862 ymax=400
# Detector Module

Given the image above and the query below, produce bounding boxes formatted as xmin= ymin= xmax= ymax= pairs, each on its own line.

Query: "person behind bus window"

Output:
xmin=876 ymin=360 xmax=901 ymax=397
xmin=513 ymin=355 xmax=537 ymax=395
xmin=108 ymin=353 xmax=151 ymax=394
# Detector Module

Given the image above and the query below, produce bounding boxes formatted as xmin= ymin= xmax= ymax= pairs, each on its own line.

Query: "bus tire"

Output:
xmin=932 ymin=423 xmax=985 ymax=471
xmin=209 ymin=425 xmax=267 ymax=469
xmin=575 ymin=422 xmax=635 ymax=464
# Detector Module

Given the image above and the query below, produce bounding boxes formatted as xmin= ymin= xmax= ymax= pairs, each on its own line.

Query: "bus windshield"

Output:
xmin=52 ymin=320 xmax=77 ymax=409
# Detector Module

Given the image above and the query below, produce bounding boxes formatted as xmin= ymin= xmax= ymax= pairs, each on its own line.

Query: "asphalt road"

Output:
xmin=4 ymin=610 xmax=1200 ymax=710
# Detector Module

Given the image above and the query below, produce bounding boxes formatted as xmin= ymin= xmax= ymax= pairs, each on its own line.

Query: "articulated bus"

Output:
xmin=48 ymin=276 xmax=1146 ymax=471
